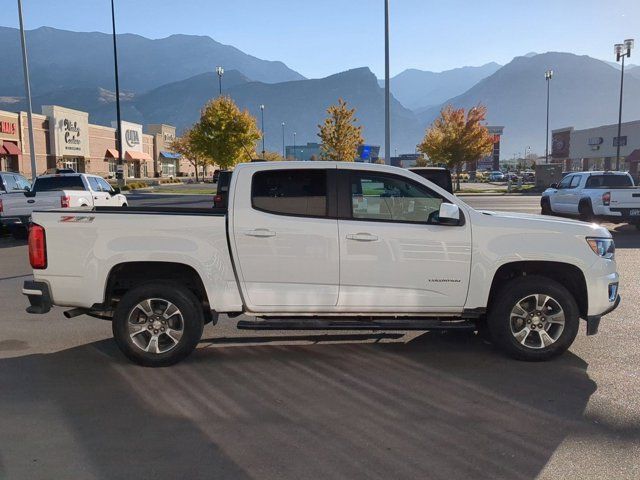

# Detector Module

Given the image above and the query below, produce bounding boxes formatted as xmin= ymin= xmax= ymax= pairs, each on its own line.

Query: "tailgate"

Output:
xmin=0 ymin=192 xmax=35 ymax=218
xmin=610 ymin=189 xmax=640 ymax=209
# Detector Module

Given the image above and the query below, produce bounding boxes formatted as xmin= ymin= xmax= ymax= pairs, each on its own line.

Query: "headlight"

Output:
xmin=586 ymin=237 xmax=615 ymax=259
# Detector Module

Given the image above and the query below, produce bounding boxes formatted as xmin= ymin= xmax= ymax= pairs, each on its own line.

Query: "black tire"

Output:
xmin=487 ymin=275 xmax=580 ymax=361
xmin=578 ymin=200 xmax=594 ymax=222
xmin=112 ymin=281 xmax=204 ymax=367
xmin=540 ymin=198 xmax=552 ymax=215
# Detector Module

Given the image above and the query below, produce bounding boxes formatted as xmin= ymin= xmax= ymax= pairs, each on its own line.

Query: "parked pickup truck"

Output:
xmin=1 ymin=173 xmax=127 ymax=233
xmin=23 ymin=161 xmax=620 ymax=366
xmin=541 ymin=171 xmax=640 ymax=228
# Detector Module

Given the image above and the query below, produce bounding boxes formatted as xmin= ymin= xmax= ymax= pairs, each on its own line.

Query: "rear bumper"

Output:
xmin=22 ymin=280 xmax=52 ymax=314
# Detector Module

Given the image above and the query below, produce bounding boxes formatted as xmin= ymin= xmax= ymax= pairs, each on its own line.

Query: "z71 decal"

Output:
xmin=59 ymin=215 xmax=95 ymax=223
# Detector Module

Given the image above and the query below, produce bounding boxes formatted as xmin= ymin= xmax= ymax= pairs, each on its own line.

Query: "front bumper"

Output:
xmin=586 ymin=294 xmax=620 ymax=335
xmin=22 ymin=280 xmax=52 ymax=314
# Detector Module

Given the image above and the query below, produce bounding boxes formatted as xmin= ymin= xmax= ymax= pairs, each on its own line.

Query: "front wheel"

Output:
xmin=112 ymin=282 xmax=204 ymax=367
xmin=540 ymin=198 xmax=552 ymax=215
xmin=487 ymin=275 xmax=580 ymax=361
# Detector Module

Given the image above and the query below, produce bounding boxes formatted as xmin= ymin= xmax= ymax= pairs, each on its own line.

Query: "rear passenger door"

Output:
xmin=87 ymin=177 xmax=111 ymax=207
xmin=231 ymin=166 xmax=339 ymax=309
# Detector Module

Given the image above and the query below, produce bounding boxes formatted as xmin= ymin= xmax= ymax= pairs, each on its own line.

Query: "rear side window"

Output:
xmin=88 ymin=177 xmax=101 ymax=191
xmin=252 ymin=169 xmax=327 ymax=217
xmin=585 ymin=175 xmax=633 ymax=188
xmin=33 ymin=176 xmax=86 ymax=192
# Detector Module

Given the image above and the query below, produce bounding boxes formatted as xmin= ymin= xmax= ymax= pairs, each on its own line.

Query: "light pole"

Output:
xmin=16 ymin=0 xmax=37 ymax=181
xmin=614 ymin=39 xmax=634 ymax=171
xmin=110 ymin=0 xmax=125 ymax=187
xmin=293 ymin=132 xmax=297 ymax=161
xmin=384 ymin=0 xmax=391 ymax=164
xmin=281 ymin=122 xmax=285 ymax=159
xmin=260 ymin=105 xmax=265 ymax=159
xmin=544 ymin=69 xmax=553 ymax=164
xmin=216 ymin=66 xmax=224 ymax=95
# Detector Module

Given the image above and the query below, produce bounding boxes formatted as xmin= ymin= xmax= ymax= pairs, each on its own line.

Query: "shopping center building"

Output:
xmin=551 ymin=120 xmax=640 ymax=178
xmin=0 ymin=105 xmax=199 ymax=179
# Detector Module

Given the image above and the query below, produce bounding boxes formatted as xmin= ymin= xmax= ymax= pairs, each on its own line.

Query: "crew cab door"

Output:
xmin=231 ymin=166 xmax=339 ymax=309
xmin=87 ymin=177 xmax=113 ymax=206
xmin=336 ymin=168 xmax=471 ymax=310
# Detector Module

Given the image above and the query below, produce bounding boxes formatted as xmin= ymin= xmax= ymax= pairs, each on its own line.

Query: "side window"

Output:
xmin=87 ymin=177 xmax=102 ymax=192
xmin=3 ymin=174 xmax=18 ymax=192
xmin=350 ymin=172 xmax=443 ymax=223
xmin=97 ymin=178 xmax=113 ymax=192
xmin=252 ymin=169 xmax=327 ymax=217
xmin=569 ymin=175 xmax=581 ymax=188
xmin=557 ymin=176 xmax=572 ymax=189
xmin=14 ymin=175 xmax=31 ymax=191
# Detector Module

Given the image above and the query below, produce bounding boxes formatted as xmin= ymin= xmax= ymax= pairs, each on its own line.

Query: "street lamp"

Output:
xmin=544 ymin=69 xmax=553 ymax=164
xmin=384 ymin=0 xmax=391 ymax=164
xmin=260 ymin=105 xmax=265 ymax=159
xmin=293 ymin=132 xmax=297 ymax=161
xmin=110 ymin=0 xmax=125 ymax=187
xmin=216 ymin=66 xmax=224 ymax=95
xmin=614 ymin=39 xmax=634 ymax=171
xmin=281 ymin=122 xmax=285 ymax=159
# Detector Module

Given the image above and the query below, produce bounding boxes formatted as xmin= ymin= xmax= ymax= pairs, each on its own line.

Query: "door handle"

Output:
xmin=245 ymin=228 xmax=276 ymax=238
xmin=346 ymin=232 xmax=378 ymax=242
xmin=27 ymin=199 xmax=35 ymax=204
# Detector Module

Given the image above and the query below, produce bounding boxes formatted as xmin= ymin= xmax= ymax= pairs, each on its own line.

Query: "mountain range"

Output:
xmin=1 ymin=26 xmax=640 ymax=158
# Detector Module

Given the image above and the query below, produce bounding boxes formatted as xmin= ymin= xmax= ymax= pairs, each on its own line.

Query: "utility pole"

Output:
xmin=111 ymin=0 xmax=125 ymax=187
xmin=216 ymin=66 xmax=224 ymax=95
xmin=281 ymin=122 xmax=285 ymax=159
xmin=260 ymin=105 xmax=265 ymax=159
xmin=384 ymin=0 xmax=391 ymax=164
xmin=17 ymin=0 xmax=37 ymax=181
xmin=544 ymin=69 xmax=553 ymax=164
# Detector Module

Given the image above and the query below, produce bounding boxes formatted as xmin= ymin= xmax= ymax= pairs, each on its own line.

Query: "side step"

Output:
xmin=237 ymin=318 xmax=476 ymax=331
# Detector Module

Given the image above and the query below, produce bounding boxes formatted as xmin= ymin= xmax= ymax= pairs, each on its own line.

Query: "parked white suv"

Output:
xmin=1 ymin=173 xmax=127 ymax=233
xmin=23 ymin=162 xmax=619 ymax=366
xmin=541 ymin=171 xmax=640 ymax=227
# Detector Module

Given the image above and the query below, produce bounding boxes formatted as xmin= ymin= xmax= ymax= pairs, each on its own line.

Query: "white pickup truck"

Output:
xmin=1 ymin=173 xmax=127 ymax=233
xmin=541 ymin=171 xmax=640 ymax=227
xmin=23 ymin=162 xmax=620 ymax=366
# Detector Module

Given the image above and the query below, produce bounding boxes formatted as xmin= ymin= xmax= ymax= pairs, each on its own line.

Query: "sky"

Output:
xmin=3 ymin=0 xmax=639 ymax=78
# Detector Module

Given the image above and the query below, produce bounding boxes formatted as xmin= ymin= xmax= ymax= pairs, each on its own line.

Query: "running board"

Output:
xmin=237 ymin=318 xmax=476 ymax=331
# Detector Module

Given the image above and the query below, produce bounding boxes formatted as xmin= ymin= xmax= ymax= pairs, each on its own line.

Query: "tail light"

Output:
xmin=213 ymin=194 xmax=222 ymax=205
xmin=61 ymin=195 xmax=70 ymax=208
xmin=0 ymin=198 xmax=3 ymax=214
xmin=28 ymin=224 xmax=47 ymax=269
xmin=602 ymin=192 xmax=611 ymax=206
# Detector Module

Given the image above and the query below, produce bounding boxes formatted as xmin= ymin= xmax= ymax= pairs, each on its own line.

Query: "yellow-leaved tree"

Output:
xmin=317 ymin=98 xmax=364 ymax=161
xmin=169 ymin=128 xmax=212 ymax=182
xmin=418 ymin=105 xmax=495 ymax=191
xmin=189 ymin=96 xmax=261 ymax=169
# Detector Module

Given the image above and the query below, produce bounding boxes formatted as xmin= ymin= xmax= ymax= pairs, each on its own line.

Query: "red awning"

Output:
xmin=105 ymin=148 xmax=119 ymax=159
xmin=125 ymin=151 xmax=152 ymax=161
xmin=1 ymin=141 xmax=21 ymax=156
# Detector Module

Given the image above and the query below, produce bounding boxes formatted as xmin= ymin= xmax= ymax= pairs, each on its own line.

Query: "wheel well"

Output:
xmin=488 ymin=261 xmax=588 ymax=318
xmin=104 ymin=262 xmax=213 ymax=323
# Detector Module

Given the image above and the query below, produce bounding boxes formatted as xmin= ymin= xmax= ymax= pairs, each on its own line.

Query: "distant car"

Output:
xmin=522 ymin=171 xmax=535 ymax=183
xmin=505 ymin=172 xmax=519 ymax=182
xmin=409 ymin=167 xmax=453 ymax=194
xmin=213 ymin=170 xmax=232 ymax=208
xmin=488 ymin=171 xmax=505 ymax=182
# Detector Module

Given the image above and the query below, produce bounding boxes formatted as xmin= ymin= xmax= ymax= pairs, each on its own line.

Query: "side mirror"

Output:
xmin=438 ymin=203 xmax=460 ymax=225
xmin=111 ymin=187 xmax=121 ymax=195
xmin=550 ymin=183 xmax=558 ymax=189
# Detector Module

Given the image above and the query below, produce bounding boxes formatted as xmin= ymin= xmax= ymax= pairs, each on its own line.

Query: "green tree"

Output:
xmin=261 ymin=150 xmax=284 ymax=161
xmin=414 ymin=156 xmax=428 ymax=167
xmin=418 ymin=104 xmax=495 ymax=191
xmin=318 ymin=98 xmax=364 ymax=161
xmin=169 ymin=128 xmax=211 ymax=182
xmin=190 ymin=96 xmax=261 ymax=169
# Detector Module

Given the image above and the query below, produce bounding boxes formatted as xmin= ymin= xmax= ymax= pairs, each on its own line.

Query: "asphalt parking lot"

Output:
xmin=0 ymin=194 xmax=639 ymax=479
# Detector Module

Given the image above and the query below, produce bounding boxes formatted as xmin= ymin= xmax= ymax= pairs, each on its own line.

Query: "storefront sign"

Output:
xmin=0 ymin=114 xmax=19 ymax=141
xmin=42 ymin=105 xmax=89 ymax=157
xmin=588 ymin=136 xmax=603 ymax=146
xmin=113 ymin=121 xmax=144 ymax=155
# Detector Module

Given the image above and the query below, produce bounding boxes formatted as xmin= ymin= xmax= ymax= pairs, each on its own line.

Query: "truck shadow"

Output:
xmin=0 ymin=330 xmax=627 ymax=480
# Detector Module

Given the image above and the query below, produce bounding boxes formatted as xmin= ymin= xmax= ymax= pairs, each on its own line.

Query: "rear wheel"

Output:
xmin=112 ymin=282 xmax=204 ymax=367
xmin=487 ymin=275 xmax=579 ymax=361
xmin=540 ymin=198 xmax=552 ymax=215
xmin=579 ymin=200 xmax=594 ymax=222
